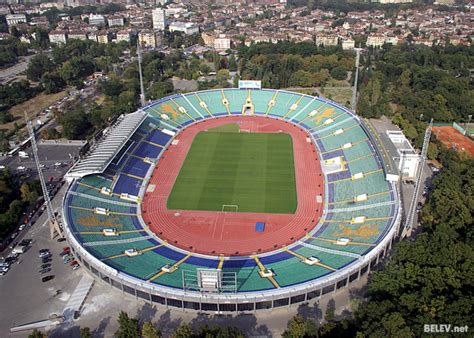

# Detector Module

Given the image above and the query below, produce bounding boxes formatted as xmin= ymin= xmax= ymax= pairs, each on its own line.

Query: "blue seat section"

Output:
xmin=153 ymin=245 xmax=186 ymax=261
xmin=113 ymin=174 xmax=141 ymax=195
xmin=107 ymin=140 xmax=138 ymax=173
xmin=260 ymin=251 xmax=293 ymax=264
xmin=134 ymin=142 xmax=163 ymax=159
xmin=146 ymin=129 xmax=172 ymax=146
xmin=186 ymin=256 xmax=220 ymax=269
xmin=222 ymin=258 xmax=257 ymax=269
xmin=123 ymin=157 xmax=150 ymax=178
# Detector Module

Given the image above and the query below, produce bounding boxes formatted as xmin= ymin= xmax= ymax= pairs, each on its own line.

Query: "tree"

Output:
xmin=59 ymin=56 xmax=94 ymax=88
xmin=26 ymin=54 xmax=55 ymax=81
xmin=282 ymin=315 xmax=307 ymax=338
xmin=228 ymin=55 xmax=238 ymax=72
xmin=28 ymin=329 xmax=45 ymax=338
xmin=20 ymin=182 xmax=38 ymax=204
xmin=141 ymin=321 xmax=161 ymax=338
xmin=147 ymin=80 xmax=173 ymax=101
xmin=59 ymin=108 xmax=90 ymax=139
xmin=216 ymin=69 xmax=230 ymax=84
xmin=115 ymin=311 xmax=140 ymax=338
xmin=80 ymin=327 xmax=92 ymax=338
xmin=330 ymin=66 xmax=347 ymax=80
xmin=173 ymin=323 xmax=194 ymax=338
xmin=41 ymin=72 xmax=66 ymax=94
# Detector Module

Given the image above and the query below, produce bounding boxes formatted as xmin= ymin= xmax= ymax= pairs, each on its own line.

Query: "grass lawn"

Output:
xmin=167 ymin=129 xmax=297 ymax=214
xmin=0 ymin=90 xmax=67 ymax=132
xmin=207 ymin=123 xmax=240 ymax=133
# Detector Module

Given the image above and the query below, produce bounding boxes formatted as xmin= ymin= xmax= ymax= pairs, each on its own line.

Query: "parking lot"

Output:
xmin=0 ymin=184 xmax=85 ymax=336
xmin=1 ymin=142 xmax=84 ymax=177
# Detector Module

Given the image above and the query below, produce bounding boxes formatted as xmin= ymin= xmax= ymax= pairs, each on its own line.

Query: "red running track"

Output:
xmin=141 ymin=116 xmax=324 ymax=256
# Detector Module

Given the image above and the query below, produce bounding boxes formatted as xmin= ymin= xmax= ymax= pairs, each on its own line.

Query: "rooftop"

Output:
xmin=65 ymin=111 xmax=147 ymax=180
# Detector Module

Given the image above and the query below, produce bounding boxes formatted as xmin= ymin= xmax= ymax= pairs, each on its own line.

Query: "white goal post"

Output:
xmin=222 ymin=204 xmax=239 ymax=212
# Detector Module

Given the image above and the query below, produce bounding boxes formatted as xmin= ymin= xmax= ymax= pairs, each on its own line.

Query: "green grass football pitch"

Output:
xmin=167 ymin=130 xmax=297 ymax=214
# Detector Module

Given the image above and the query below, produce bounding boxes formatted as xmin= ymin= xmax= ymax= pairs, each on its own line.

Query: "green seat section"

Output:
xmin=305 ymin=238 xmax=372 ymax=255
xmin=332 ymin=170 xmax=389 ymax=202
xmin=288 ymin=98 xmax=327 ymax=122
xmin=75 ymin=176 xmax=124 ymax=203
xmin=225 ymin=89 xmax=249 ymax=114
xmin=283 ymin=96 xmax=314 ymax=120
xmin=172 ymin=95 xmax=204 ymax=120
xmin=144 ymin=99 xmax=193 ymax=126
xmin=268 ymin=91 xmax=302 ymax=117
xmin=223 ymin=266 xmax=274 ymax=291
xmin=249 ymin=89 xmax=276 ymax=114
xmin=88 ymin=239 xmax=155 ymax=258
xmin=199 ymin=90 xmax=228 ymax=115
xmin=112 ymin=250 xmax=175 ymax=282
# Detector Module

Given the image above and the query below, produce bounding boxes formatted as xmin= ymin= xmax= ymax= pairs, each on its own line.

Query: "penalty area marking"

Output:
xmin=222 ymin=204 xmax=239 ymax=212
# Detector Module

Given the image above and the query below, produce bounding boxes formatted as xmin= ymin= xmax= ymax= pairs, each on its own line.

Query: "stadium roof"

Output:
xmin=65 ymin=111 xmax=147 ymax=180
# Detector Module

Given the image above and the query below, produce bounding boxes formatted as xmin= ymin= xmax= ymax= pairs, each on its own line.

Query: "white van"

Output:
xmin=12 ymin=246 xmax=26 ymax=254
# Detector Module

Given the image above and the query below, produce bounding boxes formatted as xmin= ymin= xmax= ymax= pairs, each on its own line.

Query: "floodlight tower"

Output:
xmin=351 ymin=48 xmax=362 ymax=112
xmin=25 ymin=114 xmax=62 ymax=239
xmin=137 ymin=41 xmax=146 ymax=107
xmin=401 ymin=118 xmax=433 ymax=238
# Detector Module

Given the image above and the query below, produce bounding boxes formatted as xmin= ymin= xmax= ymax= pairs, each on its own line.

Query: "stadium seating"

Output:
xmin=64 ymin=88 xmax=398 ymax=293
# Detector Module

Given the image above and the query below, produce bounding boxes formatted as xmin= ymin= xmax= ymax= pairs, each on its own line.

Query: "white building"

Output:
xmin=169 ymin=22 xmax=198 ymax=35
xmin=152 ymin=8 xmax=166 ymax=30
xmin=68 ymin=30 xmax=88 ymax=40
xmin=366 ymin=34 xmax=385 ymax=48
xmin=386 ymin=130 xmax=421 ymax=179
xmin=6 ymin=14 xmax=27 ymax=27
xmin=116 ymin=30 xmax=132 ymax=43
xmin=138 ymin=29 xmax=162 ymax=49
xmin=214 ymin=36 xmax=230 ymax=51
xmin=107 ymin=16 xmax=124 ymax=27
xmin=341 ymin=38 xmax=355 ymax=50
xmin=48 ymin=30 xmax=67 ymax=44
xmin=89 ymin=14 xmax=105 ymax=26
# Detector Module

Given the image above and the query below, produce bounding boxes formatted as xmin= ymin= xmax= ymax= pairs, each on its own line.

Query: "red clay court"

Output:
xmin=433 ymin=126 xmax=474 ymax=157
xmin=141 ymin=116 xmax=324 ymax=256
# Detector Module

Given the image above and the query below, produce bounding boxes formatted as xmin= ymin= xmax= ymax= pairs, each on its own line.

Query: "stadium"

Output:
xmin=62 ymin=86 xmax=402 ymax=312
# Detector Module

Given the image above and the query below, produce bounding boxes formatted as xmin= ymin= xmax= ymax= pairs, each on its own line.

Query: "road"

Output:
xmin=0 ymin=55 xmax=33 ymax=84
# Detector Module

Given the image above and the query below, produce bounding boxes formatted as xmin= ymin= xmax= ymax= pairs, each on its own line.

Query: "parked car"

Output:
xmin=39 ymin=267 xmax=51 ymax=274
xmin=41 ymin=275 xmax=54 ymax=282
xmin=39 ymin=251 xmax=51 ymax=258
xmin=72 ymin=264 xmax=80 ymax=271
xmin=0 ymin=262 xmax=11 ymax=268
xmin=57 ymin=238 xmax=66 ymax=242
xmin=18 ymin=224 xmax=26 ymax=231
xmin=69 ymin=260 xmax=78 ymax=266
